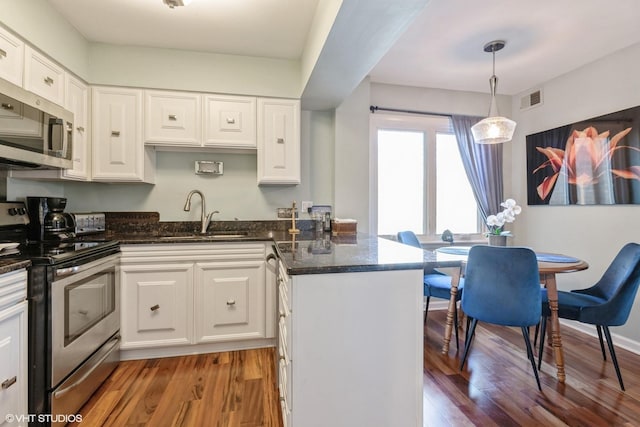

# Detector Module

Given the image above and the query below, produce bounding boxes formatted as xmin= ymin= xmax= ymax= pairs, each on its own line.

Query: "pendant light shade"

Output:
xmin=471 ymin=40 xmax=516 ymax=144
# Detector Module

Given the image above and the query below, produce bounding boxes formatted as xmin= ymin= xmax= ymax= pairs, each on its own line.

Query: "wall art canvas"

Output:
xmin=526 ymin=106 xmax=640 ymax=205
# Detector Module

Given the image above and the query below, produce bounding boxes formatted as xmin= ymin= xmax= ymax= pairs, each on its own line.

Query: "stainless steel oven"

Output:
xmin=49 ymin=252 xmax=120 ymax=423
xmin=0 ymin=201 xmax=121 ymax=426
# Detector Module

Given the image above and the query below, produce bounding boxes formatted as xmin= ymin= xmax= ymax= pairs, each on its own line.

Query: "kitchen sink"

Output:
xmin=158 ymin=231 xmax=249 ymax=240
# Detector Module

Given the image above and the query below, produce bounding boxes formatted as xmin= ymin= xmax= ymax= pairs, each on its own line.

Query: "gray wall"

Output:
xmin=510 ymin=42 xmax=640 ymax=346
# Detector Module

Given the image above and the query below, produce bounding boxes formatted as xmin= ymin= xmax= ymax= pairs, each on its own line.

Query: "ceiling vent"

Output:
xmin=520 ymin=88 xmax=543 ymax=110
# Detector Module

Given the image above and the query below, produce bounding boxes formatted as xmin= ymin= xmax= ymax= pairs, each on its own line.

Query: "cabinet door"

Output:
xmin=203 ymin=95 xmax=256 ymax=148
xmin=121 ymin=264 xmax=193 ymax=348
xmin=92 ymin=87 xmax=154 ymax=182
xmin=63 ymin=75 xmax=90 ymax=180
xmin=0 ymin=301 xmax=27 ymax=427
xmin=0 ymin=26 xmax=24 ymax=86
xmin=195 ymin=260 xmax=265 ymax=343
xmin=23 ymin=45 xmax=65 ymax=106
xmin=144 ymin=90 xmax=201 ymax=146
xmin=257 ymin=98 xmax=300 ymax=184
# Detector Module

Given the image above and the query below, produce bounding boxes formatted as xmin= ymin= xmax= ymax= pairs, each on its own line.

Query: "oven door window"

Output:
xmin=64 ymin=270 xmax=115 ymax=346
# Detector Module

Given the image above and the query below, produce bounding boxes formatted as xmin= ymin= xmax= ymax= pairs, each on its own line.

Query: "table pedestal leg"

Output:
xmin=441 ymin=267 xmax=462 ymax=355
xmin=543 ymin=273 xmax=566 ymax=383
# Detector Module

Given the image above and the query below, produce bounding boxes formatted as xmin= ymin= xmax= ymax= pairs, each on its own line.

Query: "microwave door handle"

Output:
xmin=47 ymin=117 xmax=64 ymax=154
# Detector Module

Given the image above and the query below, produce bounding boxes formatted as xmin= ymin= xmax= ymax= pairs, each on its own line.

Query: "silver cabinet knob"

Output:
xmin=2 ymin=376 xmax=17 ymax=389
xmin=226 ymin=300 xmax=236 ymax=306
xmin=168 ymin=114 xmax=177 ymax=121
xmin=150 ymin=304 xmax=160 ymax=311
xmin=1 ymin=103 xmax=13 ymax=110
xmin=44 ymin=76 xmax=54 ymax=85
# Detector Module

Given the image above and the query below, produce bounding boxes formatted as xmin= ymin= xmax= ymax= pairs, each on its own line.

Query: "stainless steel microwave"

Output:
xmin=0 ymin=77 xmax=73 ymax=169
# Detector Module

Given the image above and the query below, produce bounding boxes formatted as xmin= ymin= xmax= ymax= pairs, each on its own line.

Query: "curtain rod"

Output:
xmin=369 ymin=105 xmax=452 ymax=118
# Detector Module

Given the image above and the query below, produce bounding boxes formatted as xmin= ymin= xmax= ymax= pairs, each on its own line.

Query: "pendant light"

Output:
xmin=471 ymin=40 xmax=516 ymax=144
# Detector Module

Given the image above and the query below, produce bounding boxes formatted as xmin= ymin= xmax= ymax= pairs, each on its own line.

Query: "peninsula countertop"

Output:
xmin=275 ymin=233 xmax=426 ymax=275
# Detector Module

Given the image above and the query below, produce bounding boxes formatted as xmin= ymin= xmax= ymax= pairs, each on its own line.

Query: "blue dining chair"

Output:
xmin=460 ymin=245 xmax=542 ymax=390
xmin=396 ymin=231 xmax=464 ymax=350
xmin=537 ymin=242 xmax=640 ymax=391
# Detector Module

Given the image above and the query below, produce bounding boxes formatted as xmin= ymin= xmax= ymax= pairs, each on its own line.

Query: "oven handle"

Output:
xmin=54 ymin=253 xmax=120 ymax=279
xmin=52 ymin=334 xmax=120 ymax=399
xmin=55 ymin=266 xmax=80 ymax=277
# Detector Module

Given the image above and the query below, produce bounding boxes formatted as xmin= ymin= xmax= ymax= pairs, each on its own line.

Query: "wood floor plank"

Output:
xmin=76 ymin=311 xmax=640 ymax=426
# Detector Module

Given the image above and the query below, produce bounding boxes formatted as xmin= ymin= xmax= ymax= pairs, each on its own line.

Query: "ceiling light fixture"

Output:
xmin=471 ymin=40 xmax=516 ymax=144
xmin=163 ymin=0 xmax=192 ymax=9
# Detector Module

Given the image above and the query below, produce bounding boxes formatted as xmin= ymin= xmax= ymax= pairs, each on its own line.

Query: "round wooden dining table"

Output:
xmin=431 ymin=246 xmax=588 ymax=384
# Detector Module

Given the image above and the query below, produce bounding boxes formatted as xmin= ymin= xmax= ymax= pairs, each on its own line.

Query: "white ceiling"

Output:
xmin=47 ymin=0 xmax=640 ymax=99
xmin=47 ymin=0 xmax=320 ymax=59
xmin=370 ymin=0 xmax=640 ymax=95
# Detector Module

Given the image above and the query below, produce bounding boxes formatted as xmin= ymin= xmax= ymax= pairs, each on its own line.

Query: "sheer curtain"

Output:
xmin=451 ymin=115 xmax=504 ymax=220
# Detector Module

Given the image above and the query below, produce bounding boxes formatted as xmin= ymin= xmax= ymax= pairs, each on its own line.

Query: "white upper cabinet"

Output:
xmin=144 ymin=90 xmax=201 ymax=146
xmin=23 ymin=45 xmax=65 ymax=106
xmin=257 ymin=98 xmax=300 ymax=185
xmin=64 ymin=75 xmax=90 ymax=180
xmin=0 ymin=26 xmax=24 ymax=86
xmin=203 ymin=95 xmax=256 ymax=149
xmin=92 ymin=86 xmax=155 ymax=183
xmin=144 ymin=91 xmax=257 ymax=150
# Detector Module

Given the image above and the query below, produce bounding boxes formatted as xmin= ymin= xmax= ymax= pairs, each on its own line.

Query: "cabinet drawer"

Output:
xmin=0 ymin=26 xmax=24 ymax=86
xmin=280 ymin=397 xmax=291 ymax=427
xmin=278 ymin=355 xmax=291 ymax=413
xmin=203 ymin=94 xmax=256 ymax=148
xmin=144 ymin=90 xmax=201 ymax=146
xmin=278 ymin=317 xmax=290 ymax=363
xmin=24 ymin=46 xmax=65 ymax=106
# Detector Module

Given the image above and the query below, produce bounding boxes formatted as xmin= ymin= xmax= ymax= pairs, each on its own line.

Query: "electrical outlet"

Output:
xmin=301 ymin=201 xmax=313 ymax=213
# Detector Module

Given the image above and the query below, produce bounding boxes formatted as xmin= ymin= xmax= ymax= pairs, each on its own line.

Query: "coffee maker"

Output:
xmin=26 ymin=197 xmax=76 ymax=241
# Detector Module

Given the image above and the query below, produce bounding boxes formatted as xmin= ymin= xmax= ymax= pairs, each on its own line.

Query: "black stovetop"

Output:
xmin=19 ymin=239 xmax=120 ymax=265
xmin=0 ymin=200 xmax=119 ymax=265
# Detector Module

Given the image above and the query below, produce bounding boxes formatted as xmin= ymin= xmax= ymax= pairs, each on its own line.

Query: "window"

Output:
xmin=372 ymin=114 xmax=481 ymax=239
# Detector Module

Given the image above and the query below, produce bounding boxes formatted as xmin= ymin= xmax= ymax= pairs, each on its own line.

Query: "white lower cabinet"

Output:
xmin=195 ymin=260 xmax=265 ymax=342
xmin=120 ymin=243 xmax=275 ymax=358
xmin=276 ymin=260 xmax=423 ymax=427
xmin=121 ymin=263 xmax=193 ymax=348
xmin=0 ymin=269 xmax=28 ymax=427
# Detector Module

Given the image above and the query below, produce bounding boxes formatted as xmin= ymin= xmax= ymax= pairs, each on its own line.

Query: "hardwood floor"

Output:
xmin=72 ymin=348 xmax=281 ymax=427
xmin=75 ymin=310 xmax=640 ymax=426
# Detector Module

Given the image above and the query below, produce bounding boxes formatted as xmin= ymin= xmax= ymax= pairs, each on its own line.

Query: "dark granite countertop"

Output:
xmin=275 ymin=233 xmax=426 ymax=275
xmin=0 ymin=259 xmax=30 ymax=275
xmin=102 ymin=213 xmax=431 ymax=276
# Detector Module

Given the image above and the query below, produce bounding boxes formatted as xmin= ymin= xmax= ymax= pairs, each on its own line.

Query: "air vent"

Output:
xmin=520 ymin=88 xmax=543 ymax=110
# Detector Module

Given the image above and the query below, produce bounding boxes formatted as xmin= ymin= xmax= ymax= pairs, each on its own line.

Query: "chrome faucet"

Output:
xmin=183 ymin=190 xmax=219 ymax=234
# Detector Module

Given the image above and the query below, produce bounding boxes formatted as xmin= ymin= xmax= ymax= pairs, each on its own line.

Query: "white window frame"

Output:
xmin=370 ymin=113 xmax=482 ymax=240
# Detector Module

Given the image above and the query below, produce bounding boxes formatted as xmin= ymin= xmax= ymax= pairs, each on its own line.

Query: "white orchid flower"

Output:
xmin=486 ymin=215 xmax=501 ymax=227
xmin=501 ymin=198 xmax=522 ymax=215
xmin=486 ymin=198 xmax=522 ymax=236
